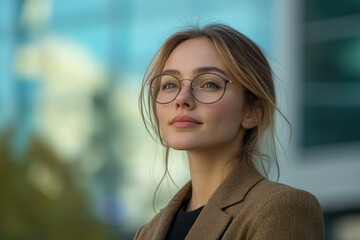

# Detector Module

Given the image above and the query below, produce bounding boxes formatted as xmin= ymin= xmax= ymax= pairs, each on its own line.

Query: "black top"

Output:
xmin=165 ymin=202 xmax=204 ymax=240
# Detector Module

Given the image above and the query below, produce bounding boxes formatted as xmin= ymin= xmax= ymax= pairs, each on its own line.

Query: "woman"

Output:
xmin=135 ymin=24 xmax=324 ymax=240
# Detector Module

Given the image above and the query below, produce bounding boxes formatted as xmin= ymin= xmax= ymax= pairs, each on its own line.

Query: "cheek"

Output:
xmin=156 ymin=105 xmax=167 ymax=131
xmin=211 ymin=100 xmax=245 ymax=130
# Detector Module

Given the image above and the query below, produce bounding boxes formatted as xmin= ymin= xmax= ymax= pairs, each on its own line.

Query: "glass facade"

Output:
xmin=303 ymin=0 xmax=360 ymax=147
xmin=303 ymin=1 xmax=360 ymax=239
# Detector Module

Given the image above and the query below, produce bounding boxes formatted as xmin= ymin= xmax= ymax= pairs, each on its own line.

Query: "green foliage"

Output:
xmin=0 ymin=130 xmax=116 ymax=240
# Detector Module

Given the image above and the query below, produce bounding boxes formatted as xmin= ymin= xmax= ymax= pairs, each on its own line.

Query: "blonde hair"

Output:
xmin=139 ymin=24 xmax=289 ymax=199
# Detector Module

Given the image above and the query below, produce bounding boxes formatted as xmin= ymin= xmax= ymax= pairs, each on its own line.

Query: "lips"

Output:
xmin=170 ymin=115 xmax=202 ymax=128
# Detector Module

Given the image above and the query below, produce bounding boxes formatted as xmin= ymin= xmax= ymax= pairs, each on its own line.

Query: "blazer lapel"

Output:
xmin=146 ymin=182 xmax=192 ymax=240
xmin=185 ymin=161 xmax=264 ymax=240
xmin=185 ymin=203 xmax=231 ymax=240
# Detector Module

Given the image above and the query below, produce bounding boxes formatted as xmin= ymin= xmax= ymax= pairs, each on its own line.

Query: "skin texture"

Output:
xmin=156 ymin=37 xmax=260 ymax=210
xmin=157 ymin=37 xmax=249 ymax=156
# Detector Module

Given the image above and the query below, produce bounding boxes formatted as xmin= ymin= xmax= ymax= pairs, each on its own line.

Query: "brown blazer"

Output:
xmin=134 ymin=161 xmax=325 ymax=240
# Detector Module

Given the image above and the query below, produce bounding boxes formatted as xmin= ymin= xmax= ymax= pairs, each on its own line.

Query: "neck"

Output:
xmin=186 ymin=149 xmax=238 ymax=211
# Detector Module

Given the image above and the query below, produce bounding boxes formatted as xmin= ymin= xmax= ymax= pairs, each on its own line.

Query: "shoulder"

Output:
xmin=227 ymin=180 xmax=325 ymax=239
xmin=248 ymin=179 xmax=324 ymax=225
xmin=253 ymin=180 xmax=322 ymax=210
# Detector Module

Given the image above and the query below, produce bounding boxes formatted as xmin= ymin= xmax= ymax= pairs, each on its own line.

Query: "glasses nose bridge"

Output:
xmin=177 ymin=78 xmax=193 ymax=91
xmin=176 ymin=78 xmax=194 ymax=98
xmin=179 ymin=78 xmax=193 ymax=86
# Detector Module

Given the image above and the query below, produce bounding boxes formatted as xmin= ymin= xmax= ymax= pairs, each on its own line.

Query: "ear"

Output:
xmin=241 ymin=101 xmax=263 ymax=129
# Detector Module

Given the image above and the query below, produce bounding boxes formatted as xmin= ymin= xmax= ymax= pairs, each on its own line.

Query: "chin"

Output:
xmin=165 ymin=141 xmax=200 ymax=151
xmin=167 ymin=145 xmax=193 ymax=151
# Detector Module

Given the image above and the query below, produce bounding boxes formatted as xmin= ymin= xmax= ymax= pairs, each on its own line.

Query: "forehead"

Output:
xmin=163 ymin=38 xmax=228 ymax=76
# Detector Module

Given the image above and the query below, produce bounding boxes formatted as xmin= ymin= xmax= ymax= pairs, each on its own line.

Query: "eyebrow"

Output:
xmin=162 ymin=66 xmax=228 ymax=78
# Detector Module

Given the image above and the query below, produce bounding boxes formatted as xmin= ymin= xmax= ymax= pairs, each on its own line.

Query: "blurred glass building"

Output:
xmin=0 ymin=0 xmax=359 ymax=239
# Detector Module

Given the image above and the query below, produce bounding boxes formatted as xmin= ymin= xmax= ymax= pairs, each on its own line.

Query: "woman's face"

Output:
xmin=156 ymin=37 xmax=249 ymax=154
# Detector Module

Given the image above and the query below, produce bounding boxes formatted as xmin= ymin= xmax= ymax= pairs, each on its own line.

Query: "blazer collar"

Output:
xmin=185 ymin=161 xmax=264 ymax=239
xmin=147 ymin=161 xmax=264 ymax=240
xmin=209 ymin=160 xmax=265 ymax=209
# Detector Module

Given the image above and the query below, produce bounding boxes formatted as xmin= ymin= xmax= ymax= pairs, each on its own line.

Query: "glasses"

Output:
xmin=148 ymin=73 xmax=232 ymax=104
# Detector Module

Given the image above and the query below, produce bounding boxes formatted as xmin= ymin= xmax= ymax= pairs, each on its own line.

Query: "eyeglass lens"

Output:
xmin=150 ymin=73 xmax=228 ymax=104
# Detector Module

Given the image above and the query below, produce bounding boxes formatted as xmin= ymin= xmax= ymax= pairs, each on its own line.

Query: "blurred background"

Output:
xmin=0 ymin=0 xmax=359 ymax=239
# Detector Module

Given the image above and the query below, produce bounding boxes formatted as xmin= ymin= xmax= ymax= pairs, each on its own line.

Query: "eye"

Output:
xmin=161 ymin=81 xmax=179 ymax=90
xmin=200 ymin=81 xmax=220 ymax=89
xmin=193 ymin=73 xmax=225 ymax=90
xmin=158 ymin=75 xmax=179 ymax=91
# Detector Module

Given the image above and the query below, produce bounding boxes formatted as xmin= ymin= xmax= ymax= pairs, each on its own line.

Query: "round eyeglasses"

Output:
xmin=148 ymin=73 xmax=232 ymax=104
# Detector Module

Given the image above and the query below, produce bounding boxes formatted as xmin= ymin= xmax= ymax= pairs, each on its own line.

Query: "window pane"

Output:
xmin=303 ymin=1 xmax=360 ymax=147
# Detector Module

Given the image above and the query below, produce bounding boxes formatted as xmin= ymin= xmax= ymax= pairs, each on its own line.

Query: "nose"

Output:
xmin=174 ymin=80 xmax=196 ymax=109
